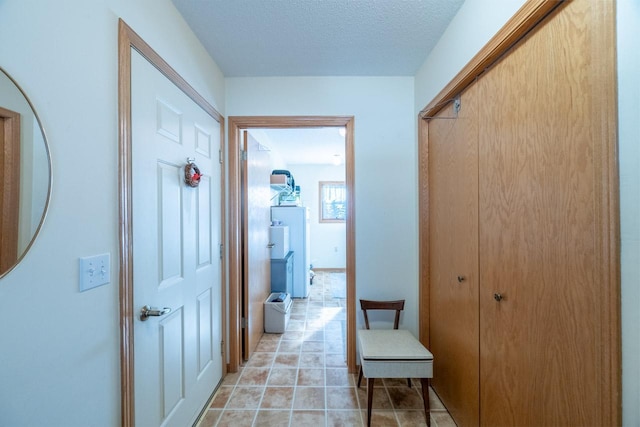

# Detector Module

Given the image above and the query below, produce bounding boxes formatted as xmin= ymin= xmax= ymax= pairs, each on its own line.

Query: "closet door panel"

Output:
xmin=429 ymin=85 xmax=479 ymax=427
xmin=478 ymin=1 xmax=604 ymax=425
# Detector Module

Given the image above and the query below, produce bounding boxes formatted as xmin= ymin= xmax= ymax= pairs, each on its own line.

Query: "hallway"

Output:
xmin=198 ymin=271 xmax=454 ymax=426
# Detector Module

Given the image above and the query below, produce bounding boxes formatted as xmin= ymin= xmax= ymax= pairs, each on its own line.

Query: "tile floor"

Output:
xmin=197 ymin=271 xmax=455 ymax=427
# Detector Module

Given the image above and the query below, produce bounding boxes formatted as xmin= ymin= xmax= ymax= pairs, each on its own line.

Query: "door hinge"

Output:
xmin=241 ymin=150 xmax=247 ymax=161
xmin=453 ymin=96 xmax=462 ymax=114
xmin=220 ymin=340 xmax=225 ymax=356
xmin=241 ymin=317 xmax=246 ymax=328
xmin=219 ymin=243 xmax=224 ymax=260
xmin=219 ymin=149 xmax=223 ymax=164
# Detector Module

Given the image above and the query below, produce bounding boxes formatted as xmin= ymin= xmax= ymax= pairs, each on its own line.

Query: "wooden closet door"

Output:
xmin=429 ymin=85 xmax=479 ymax=427
xmin=477 ymin=1 xmax=614 ymax=425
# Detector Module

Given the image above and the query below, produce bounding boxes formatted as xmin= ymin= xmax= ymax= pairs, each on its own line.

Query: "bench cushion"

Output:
xmin=358 ymin=329 xmax=433 ymax=379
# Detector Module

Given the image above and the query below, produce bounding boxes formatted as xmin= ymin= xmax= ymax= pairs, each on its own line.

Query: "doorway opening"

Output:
xmin=227 ymin=116 xmax=356 ymax=374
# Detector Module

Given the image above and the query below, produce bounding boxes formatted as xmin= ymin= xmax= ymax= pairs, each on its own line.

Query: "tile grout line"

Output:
xmin=295 ymin=296 xmax=306 ymax=426
xmin=213 ymin=363 xmax=237 ymax=427
xmin=212 ymin=272 xmax=364 ymax=426
xmin=208 ymin=271 xmax=452 ymax=427
xmin=250 ymin=335 xmax=280 ymax=427
xmin=314 ymin=280 xmax=329 ymax=426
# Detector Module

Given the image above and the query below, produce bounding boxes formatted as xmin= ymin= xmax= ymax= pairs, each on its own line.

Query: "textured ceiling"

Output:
xmin=171 ymin=0 xmax=465 ymax=77
xmin=171 ymin=1 xmax=465 ymax=163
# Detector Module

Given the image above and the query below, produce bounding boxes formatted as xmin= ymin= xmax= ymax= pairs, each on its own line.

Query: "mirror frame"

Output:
xmin=0 ymin=66 xmax=52 ymax=279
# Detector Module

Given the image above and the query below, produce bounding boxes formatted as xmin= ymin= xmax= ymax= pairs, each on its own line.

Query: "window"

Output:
xmin=319 ymin=181 xmax=346 ymax=222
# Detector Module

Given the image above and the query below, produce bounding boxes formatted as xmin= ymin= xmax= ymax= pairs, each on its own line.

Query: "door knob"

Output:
xmin=140 ymin=305 xmax=172 ymax=321
xmin=267 ymin=243 xmax=275 ymax=248
xmin=457 ymin=275 xmax=466 ymax=283
xmin=493 ymin=293 xmax=503 ymax=302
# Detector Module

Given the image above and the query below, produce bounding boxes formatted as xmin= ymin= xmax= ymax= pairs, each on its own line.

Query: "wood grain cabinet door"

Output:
xmin=423 ymin=1 xmax=618 ymax=426
xmin=477 ymin=1 xmax=615 ymax=425
xmin=429 ymin=84 xmax=480 ymax=427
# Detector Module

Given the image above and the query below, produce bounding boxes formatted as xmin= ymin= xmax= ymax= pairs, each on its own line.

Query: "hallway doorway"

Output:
xmin=227 ymin=116 xmax=356 ymax=374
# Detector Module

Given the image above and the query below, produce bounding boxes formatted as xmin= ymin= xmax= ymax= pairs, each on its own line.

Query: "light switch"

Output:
xmin=79 ymin=253 xmax=111 ymax=292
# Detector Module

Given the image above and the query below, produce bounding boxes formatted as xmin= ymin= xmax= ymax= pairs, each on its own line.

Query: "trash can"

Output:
xmin=264 ymin=292 xmax=292 ymax=333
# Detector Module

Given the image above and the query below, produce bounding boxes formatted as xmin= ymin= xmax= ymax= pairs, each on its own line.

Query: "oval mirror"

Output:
xmin=0 ymin=67 xmax=51 ymax=278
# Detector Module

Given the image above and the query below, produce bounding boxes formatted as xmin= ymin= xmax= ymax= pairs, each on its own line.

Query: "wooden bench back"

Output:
xmin=359 ymin=299 xmax=405 ymax=329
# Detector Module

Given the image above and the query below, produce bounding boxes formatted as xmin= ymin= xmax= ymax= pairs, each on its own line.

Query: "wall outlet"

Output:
xmin=79 ymin=253 xmax=110 ymax=292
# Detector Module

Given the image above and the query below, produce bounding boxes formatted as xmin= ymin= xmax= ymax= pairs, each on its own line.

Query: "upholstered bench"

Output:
xmin=357 ymin=329 xmax=434 ymax=427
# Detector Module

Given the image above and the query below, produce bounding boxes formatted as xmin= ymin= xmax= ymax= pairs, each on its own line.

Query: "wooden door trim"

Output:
xmin=591 ymin=1 xmax=621 ymax=423
xmin=418 ymin=0 xmax=620 ymax=424
xmin=420 ymin=0 xmax=570 ymax=345
xmin=419 ymin=0 xmax=563 ymax=119
xmin=228 ymin=116 xmax=356 ymax=373
xmin=417 ymin=117 xmax=429 ymax=346
xmin=0 ymin=106 xmax=21 ymax=274
xmin=419 ymin=0 xmax=564 ymax=342
xmin=117 ymin=19 xmax=226 ymax=427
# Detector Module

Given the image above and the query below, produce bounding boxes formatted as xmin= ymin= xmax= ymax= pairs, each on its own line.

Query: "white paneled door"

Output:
xmin=131 ymin=50 xmax=222 ymax=427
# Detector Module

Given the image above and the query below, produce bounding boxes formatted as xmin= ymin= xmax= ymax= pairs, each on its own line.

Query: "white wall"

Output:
xmin=226 ymin=77 xmax=418 ymax=332
xmin=618 ymin=1 xmax=640 ymax=425
xmin=0 ymin=72 xmax=42 ymax=254
xmin=0 ymin=1 xmax=225 ymax=425
xmin=289 ymin=164 xmax=346 ymax=269
xmin=1 ymin=0 xmax=634 ymax=424
xmin=414 ymin=0 xmax=526 ymax=114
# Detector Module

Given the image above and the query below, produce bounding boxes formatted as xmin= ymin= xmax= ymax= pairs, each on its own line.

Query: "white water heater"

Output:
xmin=269 ymin=225 xmax=290 ymax=259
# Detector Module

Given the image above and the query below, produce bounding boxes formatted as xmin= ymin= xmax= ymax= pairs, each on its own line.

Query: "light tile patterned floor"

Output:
xmin=197 ymin=272 xmax=455 ymax=427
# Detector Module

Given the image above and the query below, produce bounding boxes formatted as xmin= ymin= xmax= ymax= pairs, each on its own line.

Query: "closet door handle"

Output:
xmin=493 ymin=293 xmax=503 ymax=302
xmin=457 ymin=275 xmax=466 ymax=283
xmin=140 ymin=305 xmax=172 ymax=321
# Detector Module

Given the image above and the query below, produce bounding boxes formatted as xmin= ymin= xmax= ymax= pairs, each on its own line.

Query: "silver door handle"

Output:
xmin=267 ymin=243 xmax=275 ymax=248
xmin=140 ymin=305 xmax=172 ymax=321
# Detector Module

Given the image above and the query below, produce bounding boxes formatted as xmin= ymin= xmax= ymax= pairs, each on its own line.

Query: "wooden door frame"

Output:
xmin=0 ymin=106 xmax=21 ymax=273
xmin=227 ymin=116 xmax=356 ymax=373
xmin=418 ymin=0 xmax=620 ymax=424
xmin=117 ymin=19 xmax=226 ymax=427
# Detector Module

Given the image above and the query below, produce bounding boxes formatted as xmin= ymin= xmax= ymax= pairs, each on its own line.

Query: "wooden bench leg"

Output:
xmin=367 ymin=377 xmax=375 ymax=427
xmin=420 ymin=378 xmax=431 ymax=427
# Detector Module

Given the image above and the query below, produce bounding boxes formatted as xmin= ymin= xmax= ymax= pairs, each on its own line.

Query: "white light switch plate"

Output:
xmin=79 ymin=253 xmax=110 ymax=292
